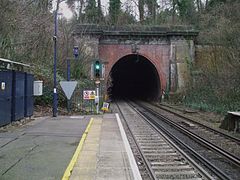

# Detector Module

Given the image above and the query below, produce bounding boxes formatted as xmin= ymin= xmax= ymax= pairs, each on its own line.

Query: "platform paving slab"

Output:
xmin=0 ymin=116 xmax=90 ymax=180
xmin=70 ymin=114 xmax=136 ymax=180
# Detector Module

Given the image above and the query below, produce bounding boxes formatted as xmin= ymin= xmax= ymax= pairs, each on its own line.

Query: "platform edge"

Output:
xmin=115 ymin=113 xmax=143 ymax=180
xmin=62 ymin=118 xmax=94 ymax=180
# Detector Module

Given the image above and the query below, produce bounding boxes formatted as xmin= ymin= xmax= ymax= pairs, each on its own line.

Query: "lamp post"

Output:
xmin=53 ymin=0 xmax=60 ymax=117
xmin=66 ymin=57 xmax=70 ymax=113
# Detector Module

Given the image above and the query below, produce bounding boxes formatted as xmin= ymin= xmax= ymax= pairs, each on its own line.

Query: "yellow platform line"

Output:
xmin=62 ymin=118 xmax=94 ymax=180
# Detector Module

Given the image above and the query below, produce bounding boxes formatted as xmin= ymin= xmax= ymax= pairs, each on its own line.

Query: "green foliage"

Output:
xmin=34 ymin=85 xmax=67 ymax=107
xmin=155 ymin=10 xmax=172 ymax=24
xmin=109 ymin=0 xmax=121 ymax=24
xmin=71 ymin=60 xmax=88 ymax=79
xmin=116 ymin=11 xmax=137 ymax=25
xmin=176 ymin=1 xmax=240 ymax=114
xmin=97 ymin=0 xmax=104 ymax=22
xmin=184 ymin=84 xmax=240 ymax=114
xmin=176 ymin=0 xmax=197 ymax=24
xmin=145 ymin=0 xmax=158 ymax=18
xmin=85 ymin=0 xmax=98 ymax=23
xmin=34 ymin=86 xmax=53 ymax=106
xmin=208 ymin=0 xmax=227 ymax=9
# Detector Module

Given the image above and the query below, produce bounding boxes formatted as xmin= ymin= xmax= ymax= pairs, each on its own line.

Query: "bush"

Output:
xmin=34 ymin=85 xmax=66 ymax=107
xmin=183 ymin=84 xmax=240 ymax=114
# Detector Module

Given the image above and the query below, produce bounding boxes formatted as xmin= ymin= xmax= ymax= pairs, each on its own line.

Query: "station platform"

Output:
xmin=62 ymin=113 xmax=142 ymax=180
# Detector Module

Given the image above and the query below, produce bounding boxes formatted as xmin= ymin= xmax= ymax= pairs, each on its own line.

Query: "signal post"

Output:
xmin=93 ymin=60 xmax=102 ymax=114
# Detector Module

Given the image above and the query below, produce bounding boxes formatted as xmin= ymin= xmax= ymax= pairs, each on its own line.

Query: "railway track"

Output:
xmin=114 ymin=101 xmax=213 ymax=180
xmin=154 ymin=102 xmax=240 ymax=144
xmin=129 ymin=101 xmax=240 ymax=179
xmin=140 ymin=101 xmax=240 ymax=165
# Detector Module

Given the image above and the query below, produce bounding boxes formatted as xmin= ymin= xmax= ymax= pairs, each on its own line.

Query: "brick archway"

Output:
xmin=99 ymin=44 xmax=168 ymax=92
xmin=106 ymin=53 xmax=161 ymax=100
xmin=73 ymin=24 xmax=198 ymax=98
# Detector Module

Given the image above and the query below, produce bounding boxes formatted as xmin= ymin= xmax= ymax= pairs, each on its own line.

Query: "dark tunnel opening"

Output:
xmin=108 ymin=54 xmax=160 ymax=101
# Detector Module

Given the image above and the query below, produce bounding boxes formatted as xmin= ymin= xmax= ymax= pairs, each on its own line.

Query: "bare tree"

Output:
xmin=138 ymin=0 xmax=144 ymax=22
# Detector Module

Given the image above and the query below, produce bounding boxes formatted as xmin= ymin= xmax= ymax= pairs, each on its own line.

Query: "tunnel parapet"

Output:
xmin=73 ymin=24 xmax=198 ymax=36
xmin=73 ymin=24 xmax=198 ymax=99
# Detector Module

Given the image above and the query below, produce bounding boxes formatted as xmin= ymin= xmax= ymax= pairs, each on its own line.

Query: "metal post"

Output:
xmin=96 ymin=84 xmax=99 ymax=114
xmin=67 ymin=58 xmax=70 ymax=81
xmin=53 ymin=0 xmax=60 ymax=117
xmin=67 ymin=58 xmax=70 ymax=113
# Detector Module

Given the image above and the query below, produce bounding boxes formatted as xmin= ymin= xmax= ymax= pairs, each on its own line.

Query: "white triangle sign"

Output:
xmin=60 ymin=81 xmax=77 ymax=100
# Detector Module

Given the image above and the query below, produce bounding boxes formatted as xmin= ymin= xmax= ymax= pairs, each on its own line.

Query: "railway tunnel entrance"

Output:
xmin=108 ymin=54 xmax=161 ymax=101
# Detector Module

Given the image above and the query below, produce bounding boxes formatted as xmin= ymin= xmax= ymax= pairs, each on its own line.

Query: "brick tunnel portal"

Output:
xmin=108 ymin=54 xmax=161 ymax=101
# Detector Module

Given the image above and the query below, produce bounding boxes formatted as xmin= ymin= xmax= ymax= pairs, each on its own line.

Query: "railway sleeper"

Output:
xmin=155 ymin=171 xmax=201 ymax=179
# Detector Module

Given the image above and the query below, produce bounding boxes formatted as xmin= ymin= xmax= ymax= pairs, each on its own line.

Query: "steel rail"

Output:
xmin=140 ymin=103 xmax=240 ymax=167
xmin=128 ymin=101 xmax=231 ymax=180
xmin=115 ymin=102 xmax=157 ymax=180
xmin=154 ymin=103 xmax=240 ymax=144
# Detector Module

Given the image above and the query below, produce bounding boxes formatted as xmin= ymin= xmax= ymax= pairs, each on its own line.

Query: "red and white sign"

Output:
xmin=83 ymin=90 xmax=96 ymax=100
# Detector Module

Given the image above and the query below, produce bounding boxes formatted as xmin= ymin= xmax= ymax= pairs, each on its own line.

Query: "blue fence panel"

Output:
xmin=24 ymin=73 xmax=33 ymax=117
xmin=0 ymin=70 xmax=12 ymax=126
xmin=12 ymin=71 xmax=25 ymax=121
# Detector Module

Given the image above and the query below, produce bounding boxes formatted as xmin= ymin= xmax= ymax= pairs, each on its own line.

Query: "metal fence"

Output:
xmin=70 ymin=81 xmax=105 ymax=114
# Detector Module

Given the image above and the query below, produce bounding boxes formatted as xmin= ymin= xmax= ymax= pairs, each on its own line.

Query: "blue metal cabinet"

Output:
xmin=0 ymin=71 xmax=13 ymax=126
xmin=12 ymin=71 xmax=25 ymax=121
xmin=24 ymin=73 xmax=33 ymax=117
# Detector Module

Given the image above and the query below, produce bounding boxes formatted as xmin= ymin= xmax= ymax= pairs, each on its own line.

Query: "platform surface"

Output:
xmin=69 ymin=114 xmax=140 ymax=180
xmin=0 ymin=116 xmax=89 ymax=180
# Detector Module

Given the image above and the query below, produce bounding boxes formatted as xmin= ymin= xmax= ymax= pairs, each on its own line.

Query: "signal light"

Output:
xmin=95 ymin=63 xmax=100 ymax=70
xmin=95 ymin=60 xmax=100 ymax=78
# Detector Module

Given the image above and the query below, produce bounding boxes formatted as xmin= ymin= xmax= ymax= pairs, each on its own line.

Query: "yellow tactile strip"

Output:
xmin=62 ymin=118 xmax=96 ymax=180
xmin=69 ymin=118 xmax=103 ymax=180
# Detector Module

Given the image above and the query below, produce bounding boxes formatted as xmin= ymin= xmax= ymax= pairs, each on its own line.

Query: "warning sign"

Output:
xmin=101 ymin=102 xmax=109 ymax=112
xmin=83 ymin=90 xmax=96 ymax=100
